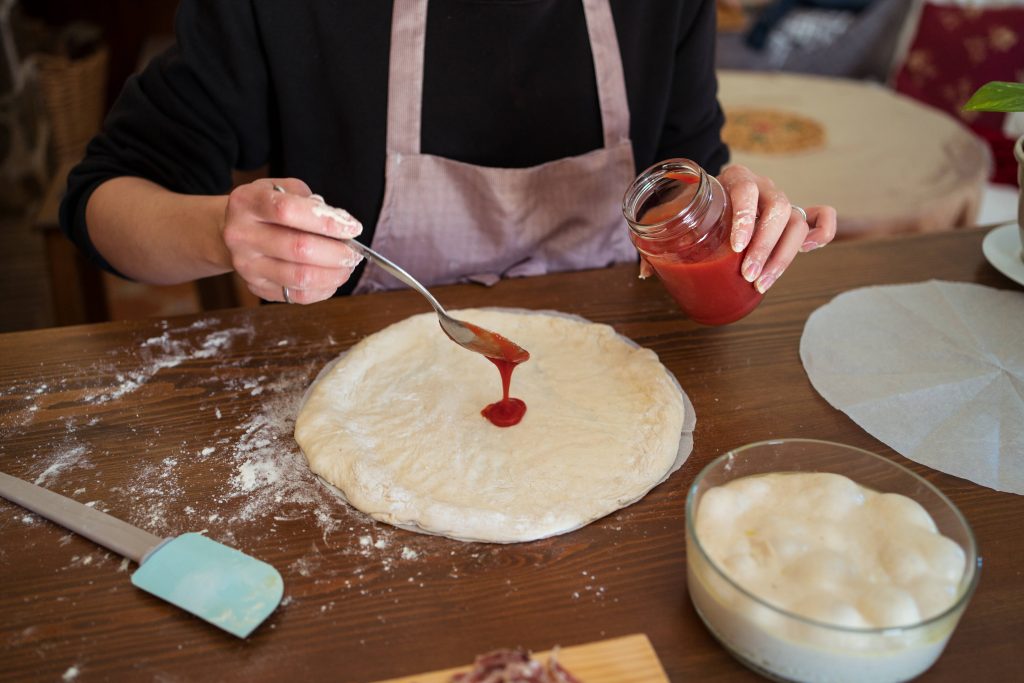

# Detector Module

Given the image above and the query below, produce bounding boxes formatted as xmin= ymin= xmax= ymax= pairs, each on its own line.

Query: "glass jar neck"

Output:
xmin=622 ymin=159 xmax=719 ymax=241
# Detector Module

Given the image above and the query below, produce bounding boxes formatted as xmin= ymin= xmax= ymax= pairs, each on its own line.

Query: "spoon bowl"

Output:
xmin=342 ymin=238 xmax=529 ymax=362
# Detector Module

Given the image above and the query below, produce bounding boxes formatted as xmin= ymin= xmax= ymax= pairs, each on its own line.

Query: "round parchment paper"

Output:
xmin=296 ymin=308 xmax=694 ymax=543
xmin=800 ymin=281 xmax=1024 ymax=495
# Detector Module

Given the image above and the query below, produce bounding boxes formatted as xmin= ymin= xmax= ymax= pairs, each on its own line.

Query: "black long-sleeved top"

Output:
xmin=60 ymin=0 xmax=728 ymax=292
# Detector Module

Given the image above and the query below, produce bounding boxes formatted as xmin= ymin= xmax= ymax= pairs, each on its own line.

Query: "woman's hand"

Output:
xmin=718 ymin=164 xmax=837 ymax=293
xmin=222 ymin=178 xmax=364 ymax=304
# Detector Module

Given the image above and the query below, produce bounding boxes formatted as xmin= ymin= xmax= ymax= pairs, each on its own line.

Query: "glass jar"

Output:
xmin=623 ymin=159 xmax=763 ymax=326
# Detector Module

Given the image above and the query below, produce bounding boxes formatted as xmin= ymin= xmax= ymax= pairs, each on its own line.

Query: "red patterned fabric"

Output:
xmin=891 ymin=3 xmax=1024 ymax=185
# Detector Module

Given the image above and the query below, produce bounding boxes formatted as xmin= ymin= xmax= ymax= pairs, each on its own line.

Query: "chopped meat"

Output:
xmin=450 ymin=648 xmax=581 ymax=683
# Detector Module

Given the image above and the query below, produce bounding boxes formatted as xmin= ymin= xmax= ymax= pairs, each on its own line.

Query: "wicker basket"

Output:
xmin=33 ymin=45 xmax=108 ymax=163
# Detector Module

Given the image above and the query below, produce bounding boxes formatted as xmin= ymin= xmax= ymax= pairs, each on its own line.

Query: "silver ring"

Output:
xmin=272 ymin=184 xmax=285 ymax=194
xmin=791 ymin=205 xmax=807 ymax=222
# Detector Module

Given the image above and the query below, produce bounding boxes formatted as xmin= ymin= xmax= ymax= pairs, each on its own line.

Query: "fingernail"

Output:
xmin=732 ymin=231 xmax=749 ymax=252
xmin=742 ymin=257 xmax=762 ymax=282
xmin=800 ymin=240 xmax=819 ymax=252
xmin=755 ymin=271 xmax=777 ymax=294
xmin=731 ymin=209 xmax=756 ymax=251
xmin=312 ymin=203 xmax=363 ymax=236
xmin=310 ymin=193 xmax=326 ymax=203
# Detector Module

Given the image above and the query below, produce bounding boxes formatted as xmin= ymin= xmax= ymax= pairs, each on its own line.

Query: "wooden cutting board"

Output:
xmin=372 ymin=633 xmax=669 ymax=683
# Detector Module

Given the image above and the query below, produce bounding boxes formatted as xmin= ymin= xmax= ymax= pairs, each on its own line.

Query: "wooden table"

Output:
xmin=1 ymin=228 xmax=1020 ymax=682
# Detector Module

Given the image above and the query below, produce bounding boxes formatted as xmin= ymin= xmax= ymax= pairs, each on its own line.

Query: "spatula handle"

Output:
xmin=0 ymin=471 xmax=163 ymax=563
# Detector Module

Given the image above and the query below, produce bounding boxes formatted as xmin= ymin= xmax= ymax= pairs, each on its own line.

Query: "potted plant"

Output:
xmin=964 ymin=81 xmax=1024 ymax=253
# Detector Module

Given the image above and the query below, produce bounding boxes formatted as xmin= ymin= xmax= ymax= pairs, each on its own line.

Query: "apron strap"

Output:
xmin=385 ymin=0 xmax=631 ymax=156
xmin=581 ymin=0 xmax=631 ymax=147
xmin=386 ymin=0 xmax=428 ymax=155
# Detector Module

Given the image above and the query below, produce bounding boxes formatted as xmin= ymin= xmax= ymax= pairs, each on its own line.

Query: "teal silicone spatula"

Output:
xmin=0 ymin=471 xmax=283 ymax=638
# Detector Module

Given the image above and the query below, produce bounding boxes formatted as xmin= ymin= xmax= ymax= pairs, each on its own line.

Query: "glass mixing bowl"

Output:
xmin=685 ymin=439 xmax=980 ymax=683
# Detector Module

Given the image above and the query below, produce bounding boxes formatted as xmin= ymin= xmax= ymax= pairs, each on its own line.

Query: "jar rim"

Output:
xmin=622 ymin=158 xmax=709 ymax=240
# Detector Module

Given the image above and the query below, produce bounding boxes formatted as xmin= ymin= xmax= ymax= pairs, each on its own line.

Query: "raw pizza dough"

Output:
xmin=294 ymin=308 xmax=689 ymax=543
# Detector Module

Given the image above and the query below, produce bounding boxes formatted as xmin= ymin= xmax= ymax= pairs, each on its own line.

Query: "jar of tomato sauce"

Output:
xmin=622 ymin=159 xmax=763 ymax=326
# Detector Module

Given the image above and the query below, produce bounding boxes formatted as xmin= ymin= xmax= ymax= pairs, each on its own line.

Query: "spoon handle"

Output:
xmin=0 ymin=471 xmax=162 ymax=563
xmin=341 ymin=238 xmax=446 ymax=315
xmin=269 ymin=184 xmax=446 ymax=316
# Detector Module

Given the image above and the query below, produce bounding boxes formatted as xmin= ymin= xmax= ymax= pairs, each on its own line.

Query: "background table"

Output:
xmin=717 ymin=70 xmax=991 ymax=238
xmin=1 ymin=228 xmax=1021 ymax=682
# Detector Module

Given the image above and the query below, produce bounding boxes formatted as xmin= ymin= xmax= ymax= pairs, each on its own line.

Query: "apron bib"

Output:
xmin=355 ymin=0 xmax=637 ymax=293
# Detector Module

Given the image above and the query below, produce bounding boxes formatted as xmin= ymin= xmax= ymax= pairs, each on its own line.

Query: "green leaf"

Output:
xmin=962 ymin=81 xmax=1024 ymax=113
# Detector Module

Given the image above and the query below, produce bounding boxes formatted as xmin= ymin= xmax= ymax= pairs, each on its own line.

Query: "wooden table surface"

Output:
xmin=1 ymin=228 xmax=1021 ymax=682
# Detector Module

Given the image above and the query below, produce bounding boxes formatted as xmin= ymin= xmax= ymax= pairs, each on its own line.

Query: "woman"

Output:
xmin=60 ymin=0 xmax=836 ymax=305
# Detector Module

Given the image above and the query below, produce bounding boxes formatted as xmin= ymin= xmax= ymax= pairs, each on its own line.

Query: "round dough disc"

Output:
xmin=295 ymin=308 xmax=688 ymax=542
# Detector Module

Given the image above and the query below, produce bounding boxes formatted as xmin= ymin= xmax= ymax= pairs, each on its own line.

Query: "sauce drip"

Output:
xmin=463 ymin=322 xmax=530 ymax=427
xmin=481 ymin=358 xmax=527 ymax=427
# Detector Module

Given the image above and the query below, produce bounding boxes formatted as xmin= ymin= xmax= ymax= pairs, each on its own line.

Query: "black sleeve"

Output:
xmin=58 ymin=0 xmax=271 ymax=273
xmin=657 ymin=0 xmax=729 ymax=175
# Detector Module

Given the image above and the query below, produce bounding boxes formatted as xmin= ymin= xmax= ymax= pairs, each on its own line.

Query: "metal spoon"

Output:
xmin=273 ymin=186 xmax=528 ymax=362
xmin=342 ymin=238 xmax=529 ymax=361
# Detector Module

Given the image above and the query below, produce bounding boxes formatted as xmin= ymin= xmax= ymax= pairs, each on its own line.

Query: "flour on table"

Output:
xmin=33 ymin=443 xmax=89 ymax=486
xmin=0 ymin=315 xmax=462 ymax=594
xmin=84 ymin=319 xmax=255 ymax=404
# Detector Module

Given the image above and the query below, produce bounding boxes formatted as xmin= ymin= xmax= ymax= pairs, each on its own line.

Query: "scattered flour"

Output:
xmin=111 ymin=453 xmax=186 ymax=533
xmin=4 ymin=316 xmax=440 ymax=597
xmin=62 ymin=665 xmax=80 ymax=681
xmin=290 ymin=556 xmax=320 ymax=578
xmin=34 ymin=444 xmax=89 ymax=486
xmin=576 ymin=570 xmax=607 ymax=601
xmin=84 ymin=320 xmax=255 ymax=404
xmin=219 ymin=373 xmax=348 ymax=531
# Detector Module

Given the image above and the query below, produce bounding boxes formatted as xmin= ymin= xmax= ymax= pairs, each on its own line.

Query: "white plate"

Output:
xmin=982 ymin=222 xmax=1024 ymax=287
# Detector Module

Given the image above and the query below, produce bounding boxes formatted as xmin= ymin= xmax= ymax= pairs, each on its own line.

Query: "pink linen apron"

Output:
xmin=354 ymin=0 xmax=638 ymax=293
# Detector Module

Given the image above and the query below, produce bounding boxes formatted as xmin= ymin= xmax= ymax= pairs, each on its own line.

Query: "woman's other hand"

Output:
xmin=718 ymin=164 xmax=837 ymax=293
xmin=223 ymin=178 xmax=364 ymax=304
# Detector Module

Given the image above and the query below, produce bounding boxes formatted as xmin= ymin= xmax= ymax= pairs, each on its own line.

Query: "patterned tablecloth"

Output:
xmin=717 ymin=70 xmax=991 ymax=238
